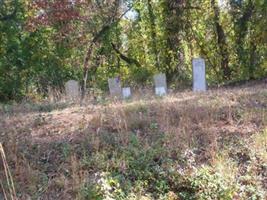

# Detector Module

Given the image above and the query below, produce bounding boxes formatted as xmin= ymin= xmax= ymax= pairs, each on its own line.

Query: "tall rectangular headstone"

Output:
xmin=154 ymin=73 xmax=167 ymax=96
xmin=193 ymin=58 xmax=207 ymax=92
xmin=108 ymin=77 xmax=122 ymax=97
xmin=65 ymin=80 xmax=80 ymax=100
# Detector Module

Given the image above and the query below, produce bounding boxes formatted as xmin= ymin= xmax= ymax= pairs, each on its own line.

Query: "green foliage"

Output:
xmin=80 ymin=183 xmax=103 ymax=200
xmin=190 ymin=167 xmax=234 ymax=200
xmin=78 ymin=132 xmax=264 ymax=200
xmin=0 ymin=1 xmax=81 ymax=102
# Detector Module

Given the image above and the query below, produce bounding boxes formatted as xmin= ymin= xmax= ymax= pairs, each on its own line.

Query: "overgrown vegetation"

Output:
xmin=0 ymin=81 xmax=266 ymax=199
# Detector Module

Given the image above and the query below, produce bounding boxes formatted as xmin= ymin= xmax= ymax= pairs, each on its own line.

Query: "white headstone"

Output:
xmin=65 ymin=80 xmax=80 ymax=100
xmin=122 ymin=87 xmax=131 ymax=99
xmin=153 ymin=73 xmax=167 ymax=95
xmin=193 ymin=58 xmax=207 ymax=92
xmin=108 ymin=77 xmax=122 ymax=97
xmin=155 ymin=87 xmax=166 ymax=96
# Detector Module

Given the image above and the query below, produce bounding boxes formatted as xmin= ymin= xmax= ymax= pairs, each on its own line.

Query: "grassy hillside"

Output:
xmin=0 ymin=81 xmax=266 ymax=200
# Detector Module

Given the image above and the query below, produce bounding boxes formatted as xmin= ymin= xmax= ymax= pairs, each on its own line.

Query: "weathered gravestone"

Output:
xmin=65 ymin=80 xmax=80 ymax=100
xmin=108 ymin=77 xmax=122 ymax=97
xmin=154 ymin=73 xmax=167 ymax=96
xmin=155 ymin=87 xmax=166 ymax=96
xmin=122 ymin=87 xmax=131 ymax=99
xmin=193 ymin=58 xmax=207 ymax=92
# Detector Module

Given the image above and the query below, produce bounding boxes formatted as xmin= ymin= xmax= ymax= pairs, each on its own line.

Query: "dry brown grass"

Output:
xmin=0 ymin=81 xmax=266 ymax=199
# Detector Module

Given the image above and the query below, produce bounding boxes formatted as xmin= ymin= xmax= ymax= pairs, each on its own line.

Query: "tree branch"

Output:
xmin=111 ymin=43 xmax=141 ymax=67
xmin=81 ymin=2 xmax=134 ymax=104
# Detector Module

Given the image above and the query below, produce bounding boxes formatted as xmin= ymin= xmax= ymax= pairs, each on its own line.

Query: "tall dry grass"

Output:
xmin=0 ymin=143 xmax=17 ymax=200
xmin=0 ymin=81 xmax=266 ymax=199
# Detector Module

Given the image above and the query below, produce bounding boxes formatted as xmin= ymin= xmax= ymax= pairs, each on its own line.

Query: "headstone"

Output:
xmin=108 ymin=77 xmax=122 ymax=97
xmin=65 ymin=80 xmax=80 ymax=100
xmin=154 ymin=73 xmax=167 ymax=96
xmin=122 ymin=87 xmax=131 ymax=99
xmin=155 ymin=86 xmax=166 ymax=96
xmin=193 ymin=58 xmax=207 ymax=92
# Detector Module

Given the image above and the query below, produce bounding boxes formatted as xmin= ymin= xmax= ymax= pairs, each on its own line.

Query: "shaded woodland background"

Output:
xmin=0 ymin=0 xmax=266 ymax=102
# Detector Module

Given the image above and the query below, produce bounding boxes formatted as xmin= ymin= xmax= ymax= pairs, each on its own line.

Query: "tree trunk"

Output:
xmin=80 ymin=43 xmax=94 ymax=105
xmin=211 ymin=0 xmax=231 ymax=80
xmin=249 ymin=40 xmax=256 ymax=79
xmin=147 ymin=0 xmax=160 ymax=70
xmin=235 ymin=0 xmax=254 ymax=78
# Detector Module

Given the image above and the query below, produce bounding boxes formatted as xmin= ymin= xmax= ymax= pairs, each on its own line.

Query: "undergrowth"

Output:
xmin=0 ymin=82 xmax=266 ymax=199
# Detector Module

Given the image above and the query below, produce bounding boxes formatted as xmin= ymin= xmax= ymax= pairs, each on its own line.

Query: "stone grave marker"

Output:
xmin=122 ymin=87 xmax=131 ymax=99
xmin=108 ymin=77 xmax=122 ymax=97
xmin=154 ymin=73 xmax=167 ymax=96
xmin=65 ymin=80 xmax=80 ymax=100
xmin=155 ymin=87 xmax=166 ymax=96
xmin=193 ymin=58 xmax=207 ymax=92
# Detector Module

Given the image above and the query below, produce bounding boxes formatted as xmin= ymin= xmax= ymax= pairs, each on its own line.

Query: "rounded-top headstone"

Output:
xmin=108 ymin=77 xmax=122 ymax=97
xmin=65 ymin=80 xmax=80 ymax=100
xmin=153 ymin=73 xmax=167 ymax=96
